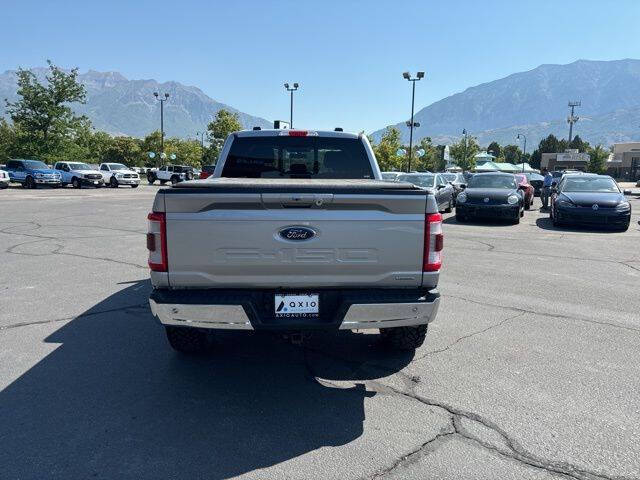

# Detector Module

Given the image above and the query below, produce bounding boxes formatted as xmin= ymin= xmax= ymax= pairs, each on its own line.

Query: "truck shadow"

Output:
xmin=0 ymin=280 xmax=413 ymax=479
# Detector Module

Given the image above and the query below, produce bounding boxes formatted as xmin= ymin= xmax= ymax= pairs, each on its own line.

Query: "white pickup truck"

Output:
xmin=147 ymin=165 xmax=195 ymax=185
xmin=147 ymin=129 xmax=443 ymax=352
xmin=99 ymin=163 xmax=140 ymax=188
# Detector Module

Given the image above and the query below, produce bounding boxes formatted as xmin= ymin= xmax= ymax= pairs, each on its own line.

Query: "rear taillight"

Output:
xmin=423 ymin=213 xmax=443 ymax=272
xmin=147 ymin=212 xmax=167 ymax=272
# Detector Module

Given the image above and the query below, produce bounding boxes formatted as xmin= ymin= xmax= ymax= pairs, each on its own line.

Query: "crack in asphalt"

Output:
xmin=0 ymin=303 xmax=149 ymax=331
xmin=443 ymin=294 xmax=640 ymax=334
xmin=414 ymin=311 xmax=526 ymax=361
xmin=367 ymin=384 xmax=629 ymax=480
xmin=446 ymin=241 xmax=640 ymax=275
xmin=300 ymin=336 xmax=634 ymax=480
xmin=51 ymin=244 xmax=147 ymax=269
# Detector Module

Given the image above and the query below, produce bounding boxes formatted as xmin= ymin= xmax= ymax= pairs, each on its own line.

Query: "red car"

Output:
xmin=514 ymin=174 xmax=534 ymax=210
xmin=199 ymin=165 xmax=215 ymax=179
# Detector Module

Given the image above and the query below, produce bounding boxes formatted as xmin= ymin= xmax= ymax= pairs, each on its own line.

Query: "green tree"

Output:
xmin=208 ymin=109 xmax=242 ymax=140
xmin=413 ymin=137 xmax=441 ymax=172
xmin=486 ymin=141 xmax=501 ymax=158
xmin=103 ymin=136 xmax=142 ymax=166
xmin=371 ymin=127 xmax=404 ymax=171
xmin=530 ymin=134 xmax=568 ymax=169
xmin=569 ymin=135 xmax=589 ymax=152
xmin=205 ymin=109 xmax=242 ymax=163
xmin=0 ymin=118 xmax=18 ymax=162
xmin=502 ymin=144 xmax=522 ymax=164
xmin=165 ymin=138 xmax=203 ymax=167
xmin=449 ymin=136 xmax=479 ymax=172
xmin=587 ymin=145 xmax=608 ymax=174
xmin=5 ymin=60 xmax=87 ymax=160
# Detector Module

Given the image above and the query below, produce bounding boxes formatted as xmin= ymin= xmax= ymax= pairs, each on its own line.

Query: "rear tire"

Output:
xmin=380 ymin=325 xmax=428 ymax=351
xmin=444 ymin=198 xmax=453 ymax=213
xmin=165 ymin=326 xmax=208 ymax=353
xmin=171 ymin=175 xmax=179 ymax=185
xmin=147 ymin=174 xmax=156 ymax=185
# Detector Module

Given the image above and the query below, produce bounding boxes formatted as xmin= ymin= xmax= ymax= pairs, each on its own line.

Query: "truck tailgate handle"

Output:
xmin=261 ymin=193 xmax=334 ymax=208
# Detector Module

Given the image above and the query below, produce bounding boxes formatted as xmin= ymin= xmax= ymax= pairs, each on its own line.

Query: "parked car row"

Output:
xmin=381 ymin=170 xmax=632 ymax=230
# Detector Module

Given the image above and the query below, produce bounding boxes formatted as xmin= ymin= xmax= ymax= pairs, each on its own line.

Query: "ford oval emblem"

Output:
xmin=592 ymin=204 xmax=599 ymax=210
xmin=279 ymin=226 xmax=316 ymax=241
xmin=483 ymin=197 xmax=490 ymax=203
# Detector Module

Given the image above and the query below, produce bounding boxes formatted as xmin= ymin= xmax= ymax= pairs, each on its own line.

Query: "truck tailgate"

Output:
xmin=159 ymin=179 xmax=429 ymax=289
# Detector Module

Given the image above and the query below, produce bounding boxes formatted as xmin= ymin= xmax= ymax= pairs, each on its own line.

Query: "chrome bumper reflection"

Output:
xmin=339 ymin=298 xmax=440 ymax=330
xmin=149 ymin=299 xmax=253 ymax=330
xmin=150 ymin=296 xmax=440 ymax=331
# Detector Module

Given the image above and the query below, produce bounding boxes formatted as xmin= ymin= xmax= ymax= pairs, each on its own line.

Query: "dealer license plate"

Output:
xmin=274 ymin=294 xmax=319 ymax=317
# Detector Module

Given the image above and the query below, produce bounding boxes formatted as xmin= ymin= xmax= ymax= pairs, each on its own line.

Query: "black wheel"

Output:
xmin=25 ymin=176 xmax=36 ymax=189
xmin=455 ymin=213 xmax=466 ymax=223
xmin=131 ymin=184 xmax=138 ymax=188
xmin=380 ymin=325 xmax=428 ymax=351
xmin=72 ymin=177 xmax=81 ymax=189
xmin=165 ymin=326 xmax=208 ymax=353
xmin=147 ymin=174 xmax=156 ymax=185
xmin=525 ymin=198 xmax=530 ymax=210
xmin=512 ymin=212 xmax=521 ymax=224
xmin=444 ymin=198 xmax=453 ymax=213
xmin=110 ymin=177 xmax=119 ymax=188
xmin=171 ymin=175 xmax=179 ymax=185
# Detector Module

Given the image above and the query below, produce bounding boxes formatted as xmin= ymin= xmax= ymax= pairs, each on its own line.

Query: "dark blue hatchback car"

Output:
xmin=5 ymin=159 xmax=62 ymax=188
xmin=550 ymin=174 xmax=631 ymax=231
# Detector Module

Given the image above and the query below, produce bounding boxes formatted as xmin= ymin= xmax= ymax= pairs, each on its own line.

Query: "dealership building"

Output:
xmin=606 ymin=142 xmax=640 ymax=181
xmin=540 ymin=149 xmax=590 ymax=172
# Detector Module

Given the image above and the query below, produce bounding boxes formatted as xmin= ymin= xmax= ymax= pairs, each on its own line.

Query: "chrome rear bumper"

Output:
xmin=149 ymin=296 xmax=439 ymax=331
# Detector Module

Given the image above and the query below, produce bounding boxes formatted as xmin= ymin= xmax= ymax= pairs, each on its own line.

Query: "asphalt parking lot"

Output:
xmin=1 ymin=184 xmax=639 ymax=480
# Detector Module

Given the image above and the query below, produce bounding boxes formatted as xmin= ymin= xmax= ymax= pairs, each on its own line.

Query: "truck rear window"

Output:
xmin=221 ymin=136 xmax=374 ymax=179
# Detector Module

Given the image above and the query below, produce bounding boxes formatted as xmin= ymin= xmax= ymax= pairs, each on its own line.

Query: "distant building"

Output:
xmin=540 ymin=149 xmax=590 ymax=172
xmin=607 ymin=142 xmax=640 ymax=180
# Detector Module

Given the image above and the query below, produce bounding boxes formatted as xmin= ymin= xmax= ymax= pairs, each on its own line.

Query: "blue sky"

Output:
xmin=2 ymin=0 xmax=639 ymax=133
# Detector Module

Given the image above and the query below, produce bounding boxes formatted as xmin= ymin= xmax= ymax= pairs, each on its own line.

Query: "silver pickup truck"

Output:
xmin=147 ymin=129 xmax=443 ymax=352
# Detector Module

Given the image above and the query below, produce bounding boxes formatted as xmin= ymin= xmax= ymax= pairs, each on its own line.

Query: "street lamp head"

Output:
xmin=462 ymin=128 xmax=467 ymax=135
xmin=164 ymin=93 xmax=169 ymax=99
xmin=402 ymin=71 xmax=411 ymax=80
xmin=293 ymin=83 xmax=299 ymax=89
xmin=284 ymin=83 xmax=289 ymax=89
xmin=153 ymin=92 xmax=158 ymax=98
xmin=416 ymin=71 xmax=425 ymax=79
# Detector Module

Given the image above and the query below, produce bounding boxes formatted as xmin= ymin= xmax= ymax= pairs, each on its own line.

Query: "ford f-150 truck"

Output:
xmin=147 ymin=129 xmax=443 ymax=352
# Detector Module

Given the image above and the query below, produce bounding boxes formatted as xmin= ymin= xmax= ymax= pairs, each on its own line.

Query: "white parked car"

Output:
xmin=53 ymin=161 xmax=104 ymax=188
xmin=147 ymin=165 xmax=195 ymax=185
xmin=0 ymin=169 xmax=9 ymax=189
xmin=99 ymin=163 xmax=140 ymax=188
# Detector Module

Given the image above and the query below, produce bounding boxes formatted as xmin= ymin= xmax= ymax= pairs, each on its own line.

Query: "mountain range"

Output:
xmin=1 ymin=59 xmax=640 ymax=148
xmin=0 ymin=68 xmax=271 ymax=138
xmin=371 ymin=59 xmax=640 ymax=148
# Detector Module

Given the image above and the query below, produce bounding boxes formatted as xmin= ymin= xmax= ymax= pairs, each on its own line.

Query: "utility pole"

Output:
xmin=462 ymin=128 xmax=468 ymax=171
xmin=567 ymin=101 xmax=581 ymax=144
xmin=402 ymin=71 xmax=425 ymax=172
xmin=284 ymin=83 xmax=299 ymax=128
xmin=516 ymin=133 xmax=527 ymax=172
xmin=153 ymin=92 xmax=170 ymax=166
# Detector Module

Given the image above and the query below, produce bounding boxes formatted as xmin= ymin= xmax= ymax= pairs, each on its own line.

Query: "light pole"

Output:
xmin=153 ymin=92 xmax=169 ymax=165
xmin=567 ymin=101 xmax=581 ymax=144
xmin=403 ymin=71 xmax=425 ymax=172
xmin=462 ymin=129 xmax=468 ymax=171
xmin=284 ymin=83 xmax=299 ymax=128
xmin=516 ymin=133 xmax=527 ymax=172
